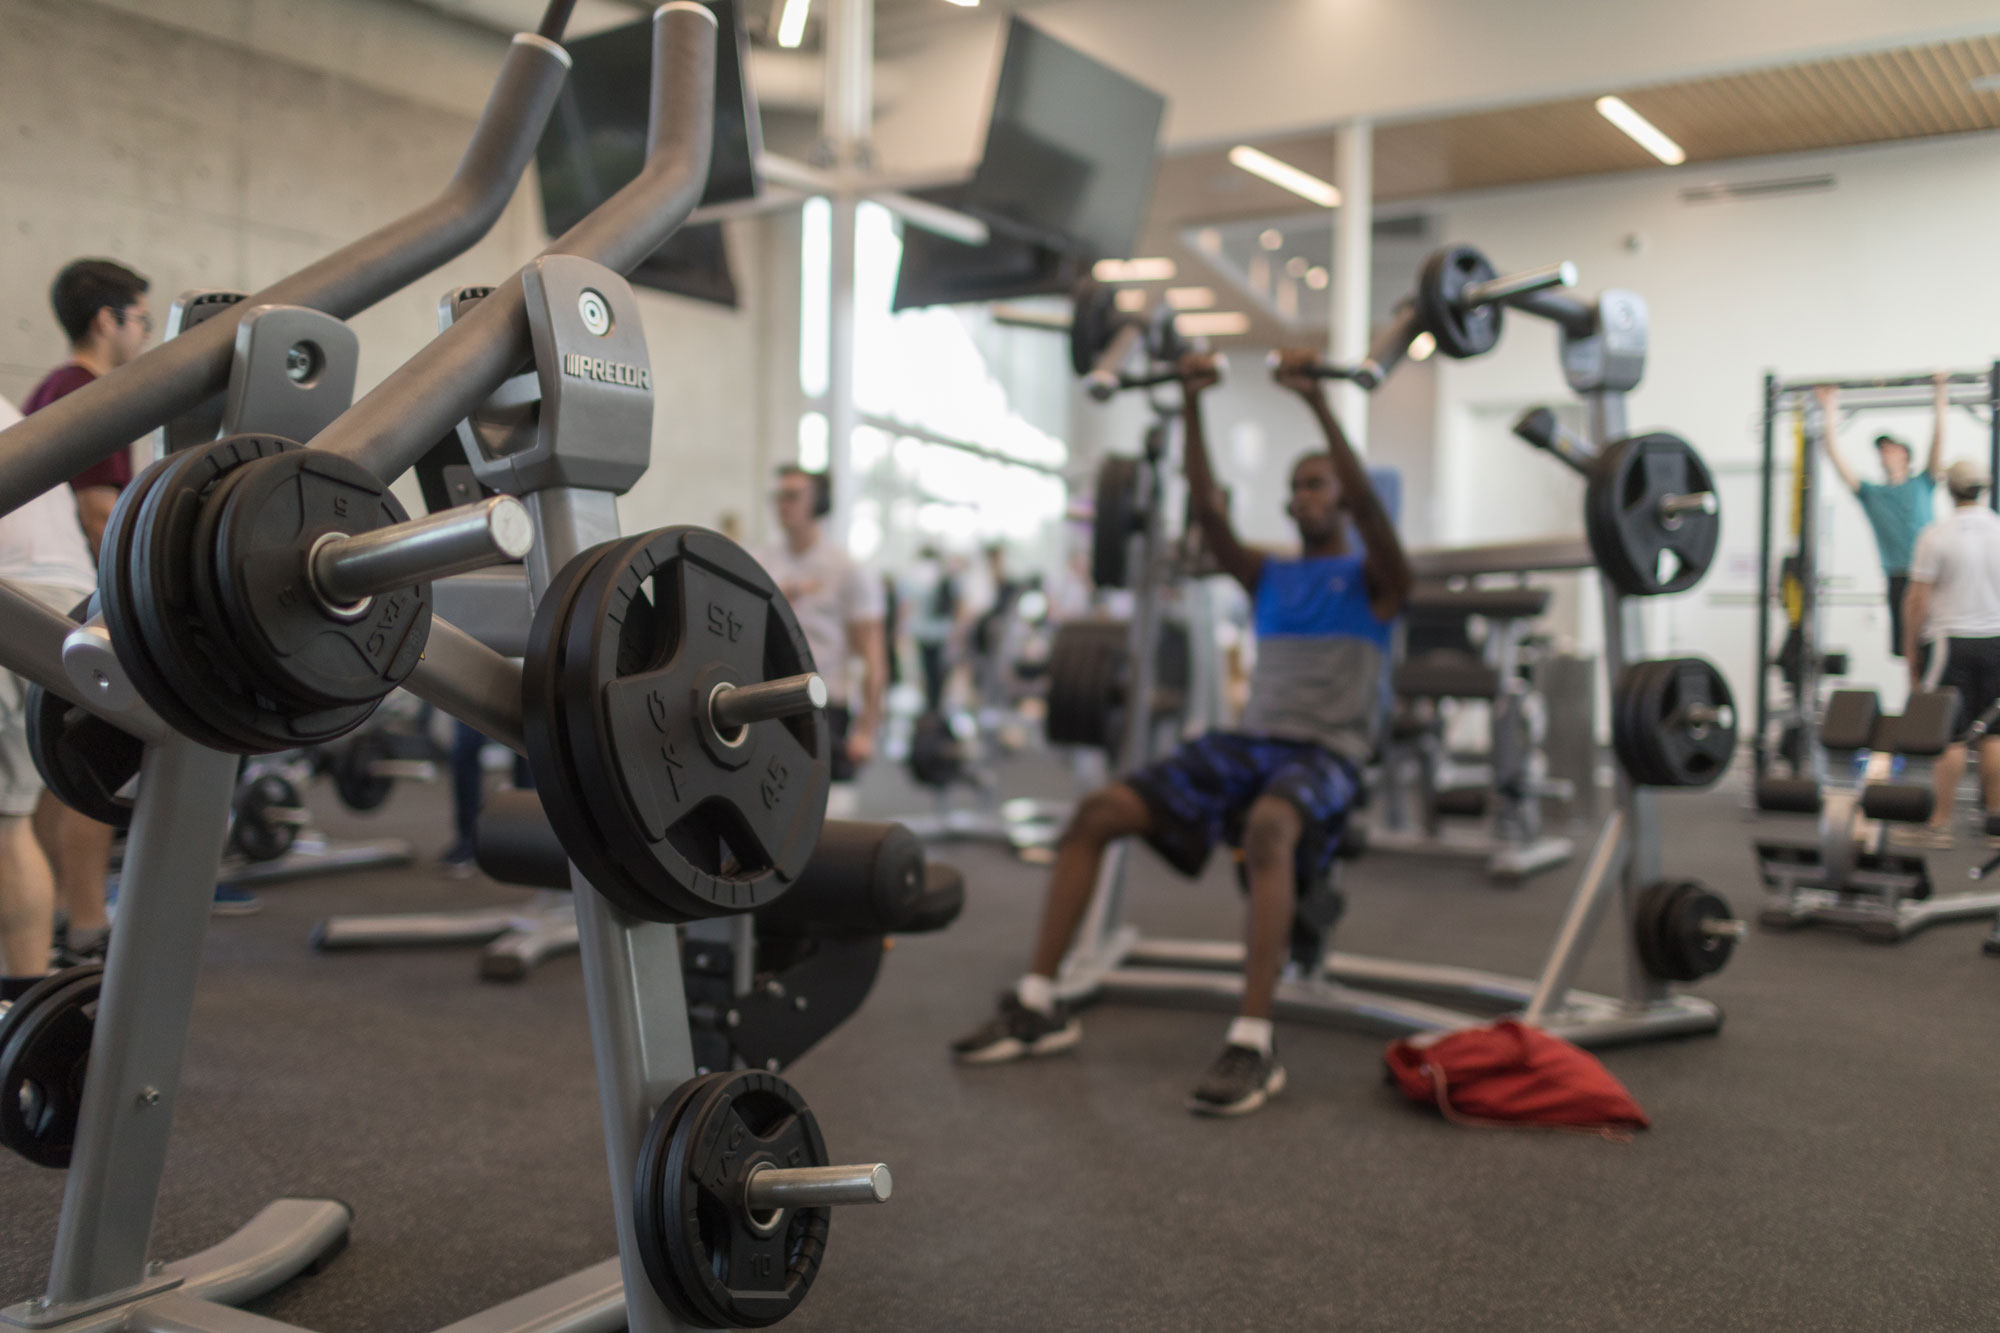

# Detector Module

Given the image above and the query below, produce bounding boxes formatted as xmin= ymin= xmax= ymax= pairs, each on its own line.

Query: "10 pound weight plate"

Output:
xmin=523 ymin=527 xmax=831 ymax=923
xmin=0 ymin=965 xmax=102 ymax=1168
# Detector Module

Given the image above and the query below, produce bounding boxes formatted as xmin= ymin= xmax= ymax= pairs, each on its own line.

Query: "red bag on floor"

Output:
xmin=1383 ymin=1019 xmax=1649 ymax=1136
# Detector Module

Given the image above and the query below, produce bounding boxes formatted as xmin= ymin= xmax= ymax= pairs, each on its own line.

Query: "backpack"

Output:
xmin=1383 ymin=1020 xmax=1649 ymax=1138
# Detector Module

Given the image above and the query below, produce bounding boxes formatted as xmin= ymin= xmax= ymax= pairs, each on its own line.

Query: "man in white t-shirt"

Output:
xmin=1903 ymin=459 xmax=2000 ymax=842
xmin=0 ymin=396 xmax=99 ymax=975
xmin=756 ymin=466 xmax=885 ymax=782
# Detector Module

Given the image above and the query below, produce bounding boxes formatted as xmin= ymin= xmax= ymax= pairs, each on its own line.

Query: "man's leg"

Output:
xmin=1931 ymin=742 xmax=1967 ymax=833
xmin=43 ymin=796 xmax=112 ymax=940
xmin=1236 ymin=794 xmax=1302 ymax=1022
xmin=0 ymin=814 xmax=56 ymax=976
xmin=1027 ymin=783 xmax=1153 ymax=977
xmin=1980 ymin=736 xmax=2000 ymax=818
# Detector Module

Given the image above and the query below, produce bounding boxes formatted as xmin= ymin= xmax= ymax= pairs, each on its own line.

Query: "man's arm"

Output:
xmin=1273 ymin=351 xmax=1412 ymax=620
xmin=72 ymin=486 xmax=117 ymax=560
xmin=1815 ymin=385 xmax=1861 ymax=494
xmin=1177 ymin=352 xmax=1263 ymax=595
xmin=1927 ymin=372 xmax=1949 ymax=480
xmin=1903 ymin=580 xmax=1932 ymax=687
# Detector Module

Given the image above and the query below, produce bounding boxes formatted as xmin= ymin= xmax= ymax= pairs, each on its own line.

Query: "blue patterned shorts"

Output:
xmin=1124 ymin=732 xmax=1360 ymax=880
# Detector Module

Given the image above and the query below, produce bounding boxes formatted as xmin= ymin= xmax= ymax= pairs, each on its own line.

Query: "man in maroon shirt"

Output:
xmin=23 ymin=259 xmax=151 ymax=557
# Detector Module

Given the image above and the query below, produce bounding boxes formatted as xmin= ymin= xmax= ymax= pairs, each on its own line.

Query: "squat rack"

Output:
xmin=1751 ymin=364 xmax=2000 ymax=781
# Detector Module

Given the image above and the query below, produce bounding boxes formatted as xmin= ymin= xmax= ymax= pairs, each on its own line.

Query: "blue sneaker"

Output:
xmin=211 ymin=885 xmax=262 ymax=917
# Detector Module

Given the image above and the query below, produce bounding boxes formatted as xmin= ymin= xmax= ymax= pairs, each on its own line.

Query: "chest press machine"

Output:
xmin=1049 ymin=245 xmax=1744 ymax=1048
xmin=0 ymin=9 xmax=941 ymax=1331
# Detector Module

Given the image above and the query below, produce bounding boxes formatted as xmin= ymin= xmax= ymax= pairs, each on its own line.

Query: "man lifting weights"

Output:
xmin=951 ymin=350 xmax=1410 ymax=1116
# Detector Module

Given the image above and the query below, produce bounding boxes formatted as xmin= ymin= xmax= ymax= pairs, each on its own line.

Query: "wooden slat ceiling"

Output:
xmin=1147 ymin=32 xmax=2000 ymax=233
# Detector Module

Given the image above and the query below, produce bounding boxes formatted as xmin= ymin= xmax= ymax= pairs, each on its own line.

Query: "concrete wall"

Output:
xmin=0 ymin=0 xmax=771 ymax=536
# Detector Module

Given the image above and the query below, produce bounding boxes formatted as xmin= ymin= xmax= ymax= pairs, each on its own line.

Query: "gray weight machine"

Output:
xmin=1056 ymin=248 xmax=1738 ymax=1048
xmin=0 ymin=9 xmax=889 ymax=1332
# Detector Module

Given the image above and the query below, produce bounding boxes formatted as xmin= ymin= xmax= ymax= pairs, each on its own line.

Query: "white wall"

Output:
xmin=0 ymin=0 xmax=772 ymax=538
xmin=1426 ymin=128 xmax=2000 ymax=708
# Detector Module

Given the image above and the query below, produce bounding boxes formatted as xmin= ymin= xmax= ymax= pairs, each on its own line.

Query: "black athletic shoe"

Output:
xmin=1188 ymin=1043 xmax=1286 ymax=1117
xmin=950 ymin=993 xmax=1081 ymax=1065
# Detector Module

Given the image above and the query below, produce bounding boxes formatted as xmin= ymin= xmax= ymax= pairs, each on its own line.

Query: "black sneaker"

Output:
xmin=1188 ymin=1043 xmax=1286 ymax=1117
xmin=950 ymin=992 xmax=1081 ymax=1065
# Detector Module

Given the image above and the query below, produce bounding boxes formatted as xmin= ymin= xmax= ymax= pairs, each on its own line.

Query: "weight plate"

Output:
xmin=1665 ymin=882 xmax=1737 ymax=979
xmin=638 ymin=1070 xmax=832 ymax=1330
xmin=633 ymin=1075 xmax=720 ymax=1326
xmin=0 ymin=965 xmax=102 ymax=1168
xmin=1585 ymin=434 xmax=1720 ymax=598
xmin=1091 ymin=456 xmax=1142 ymax=590
xmin=526 ymin=529 xmax=831 ymax=922
xmin=1632 ymin=880 xmax=1681 ymax=983
xmin=1615 ymin=657 xmax=1735 ymax=788
xmin=27 ymin=598 xmax=142 ymax=829
xmin=1069 ymin=278 xmax=1121 ymax=378
xmin=1415 ymin=245 xmax=1502 ymax=360
xmin=332 ymin=730 xmax=396 ymax=812
xmin=232 ymin=773 xmax=302 ymax=863
xmin=211 ymin=449 xmax=431 ymax=711
xmin=905 ymin=712 xmax=963 ymax=789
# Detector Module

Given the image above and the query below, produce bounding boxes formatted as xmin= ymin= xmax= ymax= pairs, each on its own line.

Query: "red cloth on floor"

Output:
xmin=1384 ymin=1019 xmax=1649 ymax=1135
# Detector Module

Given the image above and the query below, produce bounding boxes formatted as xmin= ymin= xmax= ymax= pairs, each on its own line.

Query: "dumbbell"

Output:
xmin=1353 ymin=248 xmax=1577 ymax=389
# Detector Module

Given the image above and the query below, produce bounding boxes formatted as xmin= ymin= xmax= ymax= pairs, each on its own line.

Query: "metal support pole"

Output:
xmin=1755 ymin=372 xmax=1776 ymax=780
xmin=819 ymin=0 xmax=872 ymax=548
xmin=1989 ymin=359 xmax=1999 ymax=515
xmin=1330 ymin=121 xmax=1372 ymax=452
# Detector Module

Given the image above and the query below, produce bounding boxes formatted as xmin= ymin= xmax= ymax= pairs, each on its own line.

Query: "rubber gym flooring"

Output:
xmin=3 ymin=758 xmax=1998 ymax=1332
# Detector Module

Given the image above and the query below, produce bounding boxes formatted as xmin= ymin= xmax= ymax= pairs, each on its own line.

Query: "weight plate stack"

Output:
xmin=1634 ymin=880 xmax=1737 ymax=982
xmin=522 ymin=527 xmax=831 ymax=923
xmin=1611 ymin=657 xmax=1736 ymax=788
xmin=231 ymin=773 xmax=303 ymax=863
xmin=633 ymin=1070 xmax=833 ymax=1329
xmin=0 ymin=964 xmax=102 ymax=1168
xmin=1585 ymin=433 xmax=1720 ymax=597
xmin=1091 ymin=455 xmax=1143 ymax=590
xmin=1415 ymin=245 xmax=1503 ymax=359
xmin=26 ymin=598 xmax=143 ymax=828
xmin=331 ymin=730 xmax=397 ymax=812
xmin=1044 ymin=620 xmax=1122 ymax=750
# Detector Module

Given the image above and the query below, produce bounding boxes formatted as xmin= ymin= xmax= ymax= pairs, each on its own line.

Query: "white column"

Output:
xmin=1330 ymin=120 xmax=1372 ymax=452
xmin=820 ymin=0 xmax=873 ymax=544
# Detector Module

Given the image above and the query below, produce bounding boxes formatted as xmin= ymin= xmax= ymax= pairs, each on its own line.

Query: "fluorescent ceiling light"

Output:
xmin=1093 ymin=257 xmax=1176 ymax=282
xmin=1595 ymin=95 xmax=1685 ymax=165
xmin=1176 ymin=311 xmax=1251 ymax=337
xmin=1113 ymin=289 xmax=1147 ymax=312
xmin=1229 ymin=146 xmax=1340 ymax=208
xmin=777 ymin=0 xmax=812 ymax=49
xmin=943 ymin=0 xmax=980 ymax=6
xmin=1409 ymin=331 xmax=1437 ymax=362
xmin=1165 ymin=287 xmax=1215 ymax=310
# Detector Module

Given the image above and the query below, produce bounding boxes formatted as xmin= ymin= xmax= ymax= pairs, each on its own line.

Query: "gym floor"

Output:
xmin=3 ymin=761 xmax=1997 ymax=1332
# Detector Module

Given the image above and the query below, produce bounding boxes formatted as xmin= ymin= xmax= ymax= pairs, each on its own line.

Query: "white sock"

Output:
xmin=1227 ymin=1016 xmax=1273 ymax=1056
xmin=1015 ymin=973 xmax=1056 ymax=1016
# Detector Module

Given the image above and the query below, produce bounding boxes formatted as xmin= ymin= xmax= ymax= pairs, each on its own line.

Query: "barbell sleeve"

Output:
xmin=744 ymin=1163 xmax=892 ymax=1211
xmin=1353 ymin=300 xmax=1424 ymax=390
xmin=711 ymin=672 xmax=828 ymax=734
xmin=1084 ymin=321 xmax=1147 ymax=402
xmin=1458 ymin=260 xmax=1577 ymax=310
xmin=1659 ymin=491 xmax=1718 ymax=524
xmin=311 ymin=496 xmax=534 ymax=607
xmin=1263 ymin=351 xmax=1360 ymax=381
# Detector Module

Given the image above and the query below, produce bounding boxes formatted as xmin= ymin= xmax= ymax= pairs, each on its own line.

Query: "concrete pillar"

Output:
xmin=1330 ymin=120 xmax=1372 ymax=452
xmin=819 ymin=0 xmax=873 ymax=545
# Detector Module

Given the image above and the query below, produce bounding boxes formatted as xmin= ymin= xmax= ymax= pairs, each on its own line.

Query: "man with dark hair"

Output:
xmin=25 ymin=259 xmax=151 ymax=557
xmin=1904 ymin=459 xmax=2000 ymax=845
xmin=1818 ymin=374 xmax=1949 ymax=657
xmin=951 ymin=350 xmax=1411 ymax=1116
xmin=757 ymin=465 xmax=886 ymax=784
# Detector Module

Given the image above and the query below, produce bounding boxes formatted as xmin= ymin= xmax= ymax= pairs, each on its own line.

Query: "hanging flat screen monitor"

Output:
xmin=534 ymin=0 xmax=760 ymax=307
xmin=891 ymin=186 xmax=1088 ymax=310
xmin=963 ymin=18 xmax=1165 ymax=262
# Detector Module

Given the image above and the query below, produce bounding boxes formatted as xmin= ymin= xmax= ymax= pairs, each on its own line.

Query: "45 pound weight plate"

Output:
xmin=522 ymin=528 xmax=831 ymax=923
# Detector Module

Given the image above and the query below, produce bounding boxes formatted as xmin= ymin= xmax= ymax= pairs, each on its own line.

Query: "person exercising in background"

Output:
xmin=1902 ymin=460 xmax=2000 ymax=846
xmin=1818 ymin=374 xmax=1949 ymax=657
xmin=757 ymin=466 xmax=886 ymax=784
xmin=952 ymin=349 xmax=1411 ymax=1117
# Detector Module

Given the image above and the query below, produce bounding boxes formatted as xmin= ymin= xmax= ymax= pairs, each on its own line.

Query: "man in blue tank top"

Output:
xmin=952 ymin=350 xmax=1411 ymax=1116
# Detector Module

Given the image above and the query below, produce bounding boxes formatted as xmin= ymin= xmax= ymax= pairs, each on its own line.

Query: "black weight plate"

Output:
xmin=27 ymin=598 xmax=141 ymax=828
xmin=0 ymin=965 xmax=102 ymax=1168
xmin=1632 ymin=881 xmax=1682 ymax=982
xmin=232 ymin=773 xmax=301 ymax=863
xmin=553 ymin=528 xmax=831 ymax=922
xmin=1631 ymin=659 xmax=1676 ymax=787
xmin=332 ymin=730 xmax=396 ymax=812
xmin=656 ymin=1070 xmax=832 ymax=1330
xmin=1611 ymin=660 xmax=1665 ymax=783
xmin=1665 ymin=882 xmax=1736 ymax=979
xmin=634 ymin=1074 xmax=722 ymax=1327
xmin=1585 ymin=434 xmax=1720 ymax=598
xmin=1069 ymin=278 xmax=1121 ymax=377
xmin=1044 ymin=623 xmax=1103 ymax=748
xmin=1652 ymin=659 xmax=1736 ymax=789
xmin=212 ymin=450 xmax=431 ymax=710
xmin=1415 ymin=245 xmax=1502 ymax=360
xmin=1091 ymin=456 xmax=1142 ymax=590
xmin=98 ymin=459 xmax=241 ymax=751
xmin=520 ymin=539 xmax=666 ymax=920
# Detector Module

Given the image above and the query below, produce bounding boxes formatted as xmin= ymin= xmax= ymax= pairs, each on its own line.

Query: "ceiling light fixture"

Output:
xmin=1175 ymin=311 xmax=1251 ymax=338
xmin=1304 ymin=266 xmax=1329 ymax=290
xmin=1113 ymin=289 xmax=1147 ymax=313
xmin=1258 ymin=229 xmax=1284 ymax=251
xmin=1165 ymin=287 xmax=1215 ymax=310
xmin=1195 ymin=228 xmax=1223 ymax=254
xmin=776 ymin=0 xmax=812 ymax=48
xmin=1093 ymin=257 xmax=1177 ymax=283
xmin=1284 ymin=256 xmax=1309 ymax=279
xmin=1595 ymin=95 xmax=1686 ymax=165
xmin=942 ymin=0 xmax=980 ymax=6
xmin=1227 ymin=146 xmax=1341 ymax=208
xmin=1409 ymin=331 xmax=1437 ymax=362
